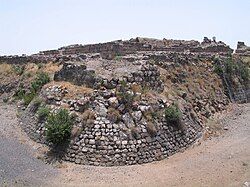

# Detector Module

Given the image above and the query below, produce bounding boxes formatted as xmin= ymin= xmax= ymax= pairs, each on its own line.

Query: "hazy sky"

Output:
xmin=0 ymin=0 xmax=249 ymax=55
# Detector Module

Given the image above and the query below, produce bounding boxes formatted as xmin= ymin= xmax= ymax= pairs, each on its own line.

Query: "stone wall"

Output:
xmin=63 ymin=114 xmax=201 ymax=166
xmin=235 ymin=41 xmax=250 ymax=55
xmin=54 ymin=63 xmax=101 ymax=88
xmin=0 ymin=55 xmax=48 ymax=64
xmin=233 ymin=88 xmax=250 ymax=103
xmin=54 ymin=61 xmax=164 ymax=92
xmin=36 ymin=37 xmax=233 ymax=59
xmin=20 ymin=83 xmax=202 ymax=166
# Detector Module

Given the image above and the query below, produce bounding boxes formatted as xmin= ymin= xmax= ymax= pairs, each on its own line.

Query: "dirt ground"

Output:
xmin=0 ymin=102 xmax=249 ymax=187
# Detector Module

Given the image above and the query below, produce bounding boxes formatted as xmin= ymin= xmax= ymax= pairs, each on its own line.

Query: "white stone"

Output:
xmin=122 ymin=140 xmax=128 ymax=145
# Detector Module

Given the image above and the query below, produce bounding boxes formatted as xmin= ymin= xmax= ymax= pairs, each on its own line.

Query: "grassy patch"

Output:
xmin=37 ymin=105 xmax=50 ymax=121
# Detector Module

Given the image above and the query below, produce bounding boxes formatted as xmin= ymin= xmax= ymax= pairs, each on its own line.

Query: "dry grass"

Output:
xmin=131 ymin=84 xmax=142 ymax=93
xmin=130 ymin=126 xmax=140 ymax=139
xmin=159 ymin=60 xmax=227 ymax=103
xmin=0 ymin=63 xmax=13 ymax=75
xmin=146 ymin=121 xmax=157 ymax=137
xmin=44 ymin=81 xmax=93 ymax=98
xmin=25 ymin=63 xmax=39 ymax=73
xmin=241 ymin=56 xmax=250 ymax=66
xmin=107 ymin=107 xmax=121 ymax=123
xmin=71 ymin=126 xmax=83 ymax=139
xmin=43 ymin=62 xmax=62 ymax=74
xmin=82 ymin=109 xmax=96 ymax=120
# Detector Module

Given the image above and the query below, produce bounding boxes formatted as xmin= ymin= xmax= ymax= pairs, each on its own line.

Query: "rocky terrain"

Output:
xmin=0 ymin=37 xmax=249 ymax=168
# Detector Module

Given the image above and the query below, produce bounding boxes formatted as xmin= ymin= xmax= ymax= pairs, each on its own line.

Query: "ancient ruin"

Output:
xmin=0 ymin=37 xmax=249 ymax=166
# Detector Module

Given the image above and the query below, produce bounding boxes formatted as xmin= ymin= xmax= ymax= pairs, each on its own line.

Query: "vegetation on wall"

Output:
xmin=15 ymin=72 xmax=50 ymax=106
xmin=165 ymin=104 xmax=182 ymax=125
xmin=45 ymin=109 xmax=74 ymax=147
xmin=213 ymin=57 xmax=250 ymax=85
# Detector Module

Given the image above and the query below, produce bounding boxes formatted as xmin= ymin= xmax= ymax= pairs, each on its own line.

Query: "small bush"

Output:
xmin=165 ymin=104 xmax=181 ymax=125
xmin=2 ymin=97 xmax=9 ymax=103
xmin=31 ymin=72 xmax=50 ymax=92
xmin=116 ymin=91 xmax=134 ymax=109
xmin=37 ymin=63 xmax=43 ymax=69
xmin=143 ymin=109 xmax=161 ymax=122
xmin=12 ymin=65 xmax=24 ymax=75
xmin=46 ymin=109 xmax=74 ymax=146
xmin=15 ymin=88 xmax=26 ymax=100
xmin=37 ymin=105 xmax=50 ymax=121
xmin=213 ymin=63 xmax=223 ymax=76
xmin=24 ymin=72 xmax=32 ymax=78
xmin=114 ymin=55 xmax=122 ymax=61
xmin=224 ymin=58 xmax=236 ymax=78
xmin=239 ymin=63 xmax=250 ymax=83
xmin=33 ymin=97 xmax=42 ymax=106
xmin=23 ymin=91 xmax=37 ymax=106
xmin=15 ymin=72 xmax=50 ymax=106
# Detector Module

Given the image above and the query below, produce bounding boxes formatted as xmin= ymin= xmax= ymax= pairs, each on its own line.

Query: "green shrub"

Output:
xmin=45 ymin=109 xmax=74 ymax=146
xmin=37 ymin=63 xmax=43 ymax=69
xmin=224 ymin=58 xmax=236 ymax=77
xmin=23 ymin=91 xmax=37 ymax=106
xmin=15 ymin=88 xmax=26 ymax=100
xmin=165 ymin=104 xmax=181 ymax=124
xmin=37 ymin=105 xmax=50 ymax=121
xmin=239 ymin=64 xmax=250 ymax=83
xmin=114 ymin=54 xmax=122 ymax=61
xmin=12 ymin=65 xmax=24 ymax=75
xmin=2 ymin=97 xmax=9 ymax=103
xmin=31 ymin=72 xmax=50 ymax=92
xmin=116 ymin=81 xmax=135 ymax=110
xmin=213 ymin=63 xmax=223 ymax=76
xmin=14 ymin=72 xmax=50 ymax=106
xmin=24 ymin=72 xmax=32 ymax=78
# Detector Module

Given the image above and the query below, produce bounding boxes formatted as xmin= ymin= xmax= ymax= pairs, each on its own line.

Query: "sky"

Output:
xmin=0 ymin=0 xmax=249 ymax=55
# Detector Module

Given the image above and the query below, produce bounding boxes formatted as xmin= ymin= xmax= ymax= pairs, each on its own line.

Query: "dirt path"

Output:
xmin=0 ymin=103 xmax=58 ymax=186
xmin=0 ymin=103 xmax=249 ymax=187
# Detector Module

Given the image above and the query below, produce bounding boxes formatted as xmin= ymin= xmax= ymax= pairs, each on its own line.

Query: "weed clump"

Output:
xmin=15 ymin=72 xmax=50 ymax=106
xmin=31 ymin=72 xmax=50 ymax=93
xmin=107 ymin=107 xmax=121 ymax=123
xmin=116 ymin=81 xmax=135 ymax=110
xmin=146 ymin=121 xmax=157 ymax=137
xmin=37 ymin=105 xmax=50 ymax=121
xmin=12 ymin=65 xmax=24 ymax=75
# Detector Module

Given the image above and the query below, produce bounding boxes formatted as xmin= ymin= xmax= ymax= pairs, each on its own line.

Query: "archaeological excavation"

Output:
xmin=1 ymin=37 xmax=249 ymax=167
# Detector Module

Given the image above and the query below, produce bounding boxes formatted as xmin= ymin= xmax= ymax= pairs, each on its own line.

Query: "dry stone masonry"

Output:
xmin=1 ymin=36 xmax=249 ymax=166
